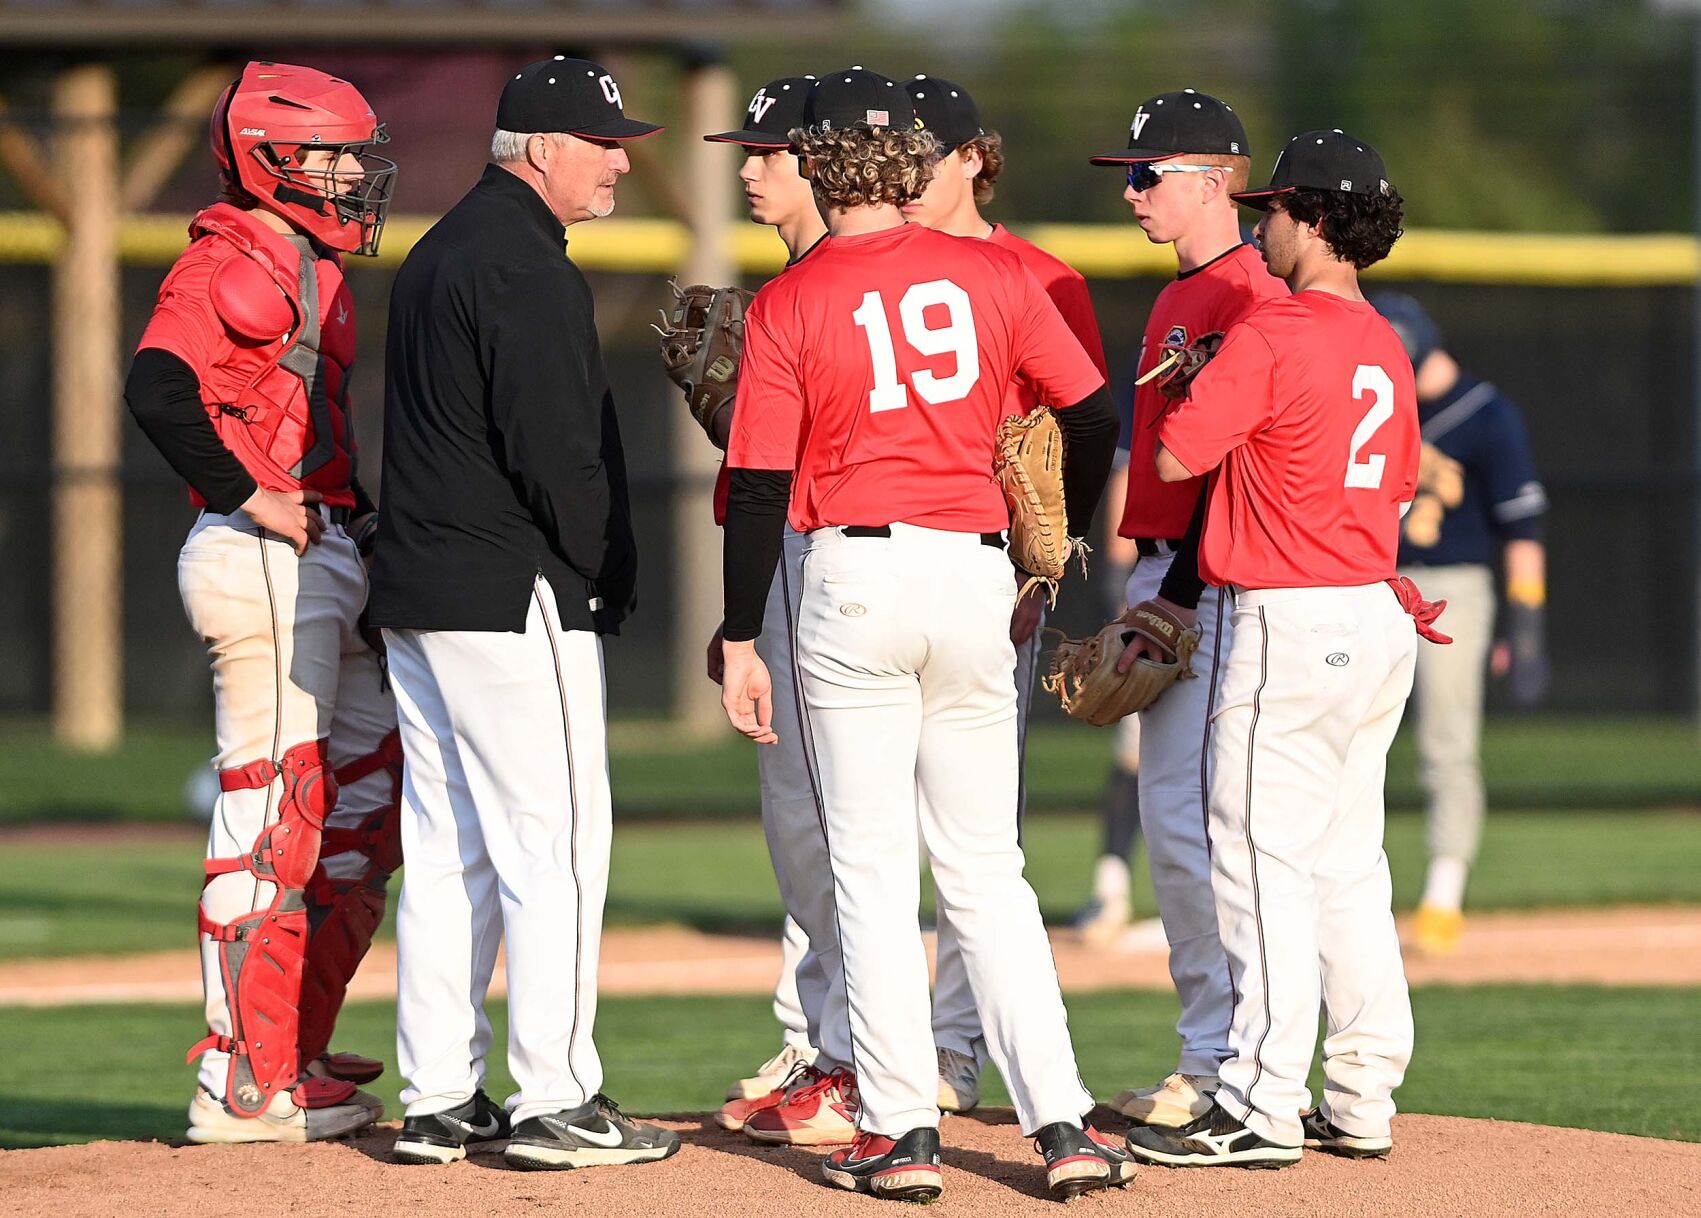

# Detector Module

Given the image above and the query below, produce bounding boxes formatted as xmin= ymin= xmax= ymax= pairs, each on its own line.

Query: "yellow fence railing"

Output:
xmin=0 ymin=211 xmax=1694 ymax=286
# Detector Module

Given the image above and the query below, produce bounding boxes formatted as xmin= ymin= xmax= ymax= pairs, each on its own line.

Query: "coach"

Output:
xmin=369 ymin=59 xmax=678 ymax=1171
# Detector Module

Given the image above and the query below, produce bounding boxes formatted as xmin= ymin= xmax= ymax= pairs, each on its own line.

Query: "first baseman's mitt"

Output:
xmin=1041 ymin=601 xmax=1201 ymax=726
xmin=655 ymin=280 xmax=753 ymax=438
xmin=1136 ymin=330 xmax=1225 ymax=400
xmin=995 ymin=406 xmax=1087 ymax=602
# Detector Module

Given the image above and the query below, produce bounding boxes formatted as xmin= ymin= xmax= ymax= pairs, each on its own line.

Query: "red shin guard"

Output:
xmin=298 ymin=730 xmax=404 ymax=1071
xmin=189 ymin=739 xmax=336 ymax=1117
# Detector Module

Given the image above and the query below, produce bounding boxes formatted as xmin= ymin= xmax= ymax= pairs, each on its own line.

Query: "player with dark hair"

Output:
xmin=1126 ymin=131 xmax=1442 ymax=1168
xmin=720 ymin=67 xmax=1134 ymax=1202
xmin=124 ymin=61 xmax=400 ymax=1144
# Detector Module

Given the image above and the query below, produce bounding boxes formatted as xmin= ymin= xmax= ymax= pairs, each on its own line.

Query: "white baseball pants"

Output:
xmin=795 ymin=524 xmax=1091 ymax=1137
xmin=1124 ymin=554 xmax=1235 ymax=1077
xmin=178 ymin=509 xmax=395 ymax=1103
xmin=386 ymin=577 xmax=612 ymax=1122
xmin=1207 ymin=582 xmax=1417 ymax=1147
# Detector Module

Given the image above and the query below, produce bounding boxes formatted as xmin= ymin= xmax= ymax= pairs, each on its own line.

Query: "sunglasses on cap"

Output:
xmin=1125 ymin=162 xmax=1225 ymax=192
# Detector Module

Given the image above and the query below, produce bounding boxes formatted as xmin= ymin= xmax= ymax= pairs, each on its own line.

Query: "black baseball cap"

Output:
xmin=804 ymin=66 xmax=915 ymax=133
xmin=497 ymin=57 xmax=662 ymax=141
xmin=1089 ymin=89 xmax=1247 ymax=165
xmin=906 ymin=75 xmax=985 ymax=147
xmin=1233 ymin=129 xmax=1391 ymax=210
xmin=705 ymin=76 xmax=818 ymax=148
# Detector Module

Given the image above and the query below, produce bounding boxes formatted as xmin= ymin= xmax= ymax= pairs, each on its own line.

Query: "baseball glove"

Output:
xmin=994 ymin=406 xmax=1086 ymax=603
xmin=1041 ymin=601 xmax=1201 ymax=727
xmin=655 ymin=280 xmax=753 ymax=438
xmin=1135 ymin=330 xmax=1225 ymax=401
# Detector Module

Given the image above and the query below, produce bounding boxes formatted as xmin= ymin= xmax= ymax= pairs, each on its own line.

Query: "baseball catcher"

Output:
xmin=657 ymin=280 xmax=753 ymax=444
xmin=124 ymin=61 xmax=400 ymax=1144
xmin=1042 ymin=600 xmax=1202 ymax=726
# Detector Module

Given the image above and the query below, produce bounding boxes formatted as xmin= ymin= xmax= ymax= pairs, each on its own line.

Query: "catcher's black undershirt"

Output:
xmin=722 ymin=385 xmax=1119 ymax=641
xmin=125 ymin=347 xmax=375 ymax=518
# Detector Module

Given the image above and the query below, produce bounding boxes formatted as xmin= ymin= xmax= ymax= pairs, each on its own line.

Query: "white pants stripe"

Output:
xmin=1207 ymin=582 xmax=1417 ymax=1146
xmin=387 ymin=577 xmax=611 ymax=1121
xmin=794 ymin=524 xmax=1091 ymax=1136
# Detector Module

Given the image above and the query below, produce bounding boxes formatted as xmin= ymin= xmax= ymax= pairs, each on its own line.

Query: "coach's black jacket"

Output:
xmin=369 ymin=164 xmax=636 ymax=635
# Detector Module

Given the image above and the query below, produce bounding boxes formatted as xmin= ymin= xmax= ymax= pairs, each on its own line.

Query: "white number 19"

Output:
xmin=852 ymin=280 xmax=980 ymax=414
xmin=1345 ymin=364 xmax=1395 ymax=489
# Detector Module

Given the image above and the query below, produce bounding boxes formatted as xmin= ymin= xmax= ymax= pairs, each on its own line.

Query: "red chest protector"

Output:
xmin=169 ymin=203 xmax=360 ymax=507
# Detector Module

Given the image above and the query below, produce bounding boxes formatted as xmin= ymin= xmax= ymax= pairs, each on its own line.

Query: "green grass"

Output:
xmin=3 ymin=986 xmax=1696 ymax=1149
xmin=1 ymin=714 xmax=1696 ymax=824
xmin=3 ymin=809 xmax=1698 ymax=961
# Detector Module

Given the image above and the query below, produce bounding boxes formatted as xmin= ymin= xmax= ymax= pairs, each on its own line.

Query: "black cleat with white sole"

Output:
xmin=393 ymin=1090 xmax=511 ymax=1165
xmin=503 ymin=1094 xmax=681 ymax=1171
xmin=1034 ymin=1121 xmax=1138 ymax=1198
xmin=821 ymin=1127 xmax=944 ymax=1203
xmin=1301 ymin=1108 xmax=1392 ymax=1159
xmin=1124 ymin=1100 xmax=1302 ymax=1169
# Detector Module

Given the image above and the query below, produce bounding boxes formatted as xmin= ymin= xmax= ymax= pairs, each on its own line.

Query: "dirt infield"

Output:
xmin=2 ymin=906 xmax=1698 ymax=1006
xmin=3 ymin=1109 xmax=1695 ymax=1217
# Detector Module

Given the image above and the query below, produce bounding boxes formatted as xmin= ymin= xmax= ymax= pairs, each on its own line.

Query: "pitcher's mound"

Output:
xmin=3 ymin=1109 xmax=1696 ymax=1217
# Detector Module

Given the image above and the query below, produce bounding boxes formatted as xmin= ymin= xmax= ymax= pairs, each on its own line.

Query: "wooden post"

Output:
xmin=52 ymin=63 xmax=122 ymax=749
xmin=672 ymin=54 xmax=738 ymax=734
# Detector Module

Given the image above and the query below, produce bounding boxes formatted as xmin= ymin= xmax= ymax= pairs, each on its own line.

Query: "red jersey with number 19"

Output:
xmin=728 ymin=223 xmax=1105 ymax=533
xmin=1158 ymin=291 xmax=1419 ymax=589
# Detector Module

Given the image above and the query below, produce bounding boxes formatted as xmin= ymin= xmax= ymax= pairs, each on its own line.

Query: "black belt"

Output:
xmin=328 ymin=506 xmax=353 ymax=527
xmin=1135 ymin=537 xmax=1185 ymax=558
xmin=842 ymin=524 xmax=1005 ymax=549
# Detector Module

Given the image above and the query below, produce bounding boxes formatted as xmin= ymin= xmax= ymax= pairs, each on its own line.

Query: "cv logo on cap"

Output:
xmin=1131 ymin=108 xmax=1152 ymax=139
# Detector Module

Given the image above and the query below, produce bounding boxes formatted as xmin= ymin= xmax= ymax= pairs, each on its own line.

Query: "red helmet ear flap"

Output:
xmin=211 ymin=254 xmax=296 ymax=343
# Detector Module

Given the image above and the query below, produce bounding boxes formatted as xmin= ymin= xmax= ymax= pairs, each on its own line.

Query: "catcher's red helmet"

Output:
xmin=210 ymin=62 xmax=396 ymax=256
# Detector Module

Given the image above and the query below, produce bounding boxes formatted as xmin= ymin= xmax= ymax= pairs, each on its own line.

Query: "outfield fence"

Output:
xmin=0 ymin=219 xmax=1693 ymax=719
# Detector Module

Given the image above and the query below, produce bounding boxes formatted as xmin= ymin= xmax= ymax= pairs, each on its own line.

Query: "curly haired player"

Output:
xmin=124 ymin=61 xmax=401 ymax=1144
xmin=1125 ymin=131 xmax=1443 ymax=1169
xmin=720 ymin=68 xmax=1131 ymax=1202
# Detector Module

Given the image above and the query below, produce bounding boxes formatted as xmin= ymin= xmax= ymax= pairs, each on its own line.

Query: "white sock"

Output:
xmin=1421 ymin=856 xmax=1469 ymax=912
xmin=1093 ymin=854 xmax=1131 ymax=904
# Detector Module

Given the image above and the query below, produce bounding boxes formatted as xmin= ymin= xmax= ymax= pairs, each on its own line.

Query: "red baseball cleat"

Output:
xmin=743 ymin=1066 xmax=858 ymax=1146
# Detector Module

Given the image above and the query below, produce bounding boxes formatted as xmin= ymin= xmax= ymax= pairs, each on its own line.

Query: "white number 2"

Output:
xmin=1345 ymin=364 xmax=1395 ymax=489
xmin=852 ymin=280 xmax=981 ymax=414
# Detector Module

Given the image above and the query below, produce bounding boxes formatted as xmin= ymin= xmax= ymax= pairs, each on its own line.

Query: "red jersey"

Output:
xmin=1120 ymin=243 xmax=1284 ymax=540
xmin=1158 ymin=291 xmax=1419 ymax=589
xmin=728 ymin=223 xmax=1104 ymax=533
xmin=138 ymin=203 xmax=360 ymax=508
xmin=988 ymin=224 xmax=1109 ymax=414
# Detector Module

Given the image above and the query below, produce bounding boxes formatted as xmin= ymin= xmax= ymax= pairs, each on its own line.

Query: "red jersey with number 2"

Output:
xmin=728 ymin=223 xmax=1105 ymax=534
xmin=1158 ymin=291 xmax=1419 ymax=589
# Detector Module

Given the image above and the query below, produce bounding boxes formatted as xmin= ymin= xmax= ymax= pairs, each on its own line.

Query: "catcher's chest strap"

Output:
xmin=839 ymin=524 xmax=1007 ymax=549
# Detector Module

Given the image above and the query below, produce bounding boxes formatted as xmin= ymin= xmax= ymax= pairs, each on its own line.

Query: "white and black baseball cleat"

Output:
xmin=821 ymin=1126 xmax=944 ymax=1203
xmin=392 ymin=1089 xmax=511 ymax=1165
xmin=503 ymin=1094 xmax=681 ymax=1171
xmin=1124 ymin=1100 xmax=1302 ymax=1169
xmin=1033 ymin=1120 xmax=1137 ymax=1199
xmin=1301 ymin=1108 xmax=1392 ymax=1159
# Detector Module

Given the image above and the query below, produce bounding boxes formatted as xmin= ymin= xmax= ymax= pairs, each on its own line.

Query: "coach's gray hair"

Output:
xmin=491 ymin=128 xmax=570 ymax=163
